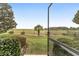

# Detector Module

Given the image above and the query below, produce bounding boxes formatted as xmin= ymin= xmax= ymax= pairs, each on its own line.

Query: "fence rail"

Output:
xmin=49 ymin=38 xmax=79 ymax=56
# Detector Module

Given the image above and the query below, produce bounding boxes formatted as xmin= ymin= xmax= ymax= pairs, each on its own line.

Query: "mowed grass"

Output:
xmin=10 ymin=29 xmax=47 ymax=55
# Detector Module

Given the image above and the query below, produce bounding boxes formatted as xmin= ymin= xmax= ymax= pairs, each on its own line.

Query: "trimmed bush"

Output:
xmin=20 ymin=32 xmax=25 ymax=35
xmin=0 ymin=34 xmax=21 ymax=56
xmin=62 ymin=33 xmax=68 ymax=36
xmin=8 ymin=30 xmax=14 ymax=34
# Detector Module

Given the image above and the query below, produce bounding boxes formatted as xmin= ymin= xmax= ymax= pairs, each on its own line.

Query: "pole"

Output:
xmin=47 ymin=3 xmax=52 ymax=56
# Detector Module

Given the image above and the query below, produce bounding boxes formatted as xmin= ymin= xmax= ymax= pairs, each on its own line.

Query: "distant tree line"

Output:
xmin=44 ymin=27 xmax=79 ymax=30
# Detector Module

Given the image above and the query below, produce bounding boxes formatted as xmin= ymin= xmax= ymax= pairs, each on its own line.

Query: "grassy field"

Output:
xmin=48 ymin=29 xmax=79 ymax=55
xmin=10 ymin=29 xmax=47 ymax=55
xmin=49 ymin=29 xmax=79 ymax=50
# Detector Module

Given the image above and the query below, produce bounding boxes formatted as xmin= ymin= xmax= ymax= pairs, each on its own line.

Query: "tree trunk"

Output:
xmin=38 ymin=29 xmax=40 ymax=36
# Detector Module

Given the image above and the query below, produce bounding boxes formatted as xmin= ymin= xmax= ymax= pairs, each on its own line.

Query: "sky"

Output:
xmin=9 ymin=3 xmax=79 ymax=29
xmin=50 ymin=3 xmax=79 ymax=28
xmin=10 ymin=3 xmax=48 ymax=29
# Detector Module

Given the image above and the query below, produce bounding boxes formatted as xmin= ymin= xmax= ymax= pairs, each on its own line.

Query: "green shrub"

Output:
xmin=8 ymin=30 xmax=14 ymax=34
xmin=62 ymin=33 xmax=68 ymax=36
xmin=0 ymin=34 xmax=21 ymax=56
xmin=20 ymin=32 xmax=25 ymax=35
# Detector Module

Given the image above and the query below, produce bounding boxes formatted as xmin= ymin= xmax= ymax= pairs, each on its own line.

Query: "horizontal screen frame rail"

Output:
xmin=49 ymin=38 xmax=79 ymax=56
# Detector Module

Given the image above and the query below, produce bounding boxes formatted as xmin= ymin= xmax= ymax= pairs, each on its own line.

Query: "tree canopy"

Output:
xmin=73 ymin=10 xmax=79 ymax=24
xmin=34 ymin=25 xmax=43 ymax=36
xmin=0 ymin=3 xmax=17 ymax=33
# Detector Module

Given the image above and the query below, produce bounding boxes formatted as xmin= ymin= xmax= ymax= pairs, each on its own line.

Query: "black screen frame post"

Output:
xmin=47 ymin=3 xmax=52 ymax=56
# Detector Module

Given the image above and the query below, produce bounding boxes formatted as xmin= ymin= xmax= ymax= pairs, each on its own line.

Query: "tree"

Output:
xmin=34 ymin=25 xmax=43 ymax=36
xmin=0 ymin=3 xmax=17 ymax=33
xmin=73 ymin=10 xmax=79 ymax=24
xmin=72 ymin=10 xmax=79 ymax=39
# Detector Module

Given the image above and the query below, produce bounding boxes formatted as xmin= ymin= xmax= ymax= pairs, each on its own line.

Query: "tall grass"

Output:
xmin=26 ymin=36 xmax=47 ymax=55
xmin=9 ymin=29 xmax=47 ymax=55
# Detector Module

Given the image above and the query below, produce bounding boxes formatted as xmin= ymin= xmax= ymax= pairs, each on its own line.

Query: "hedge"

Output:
xmin=15 ymin=35 xmax=27 ymax=55
xmin=8 ymin=30 xmax=14 ymax=34
xmin=0 ymin=33 xmax=21 ymax=56
xmin=20 ymin=32 xmax=25 ymax=35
